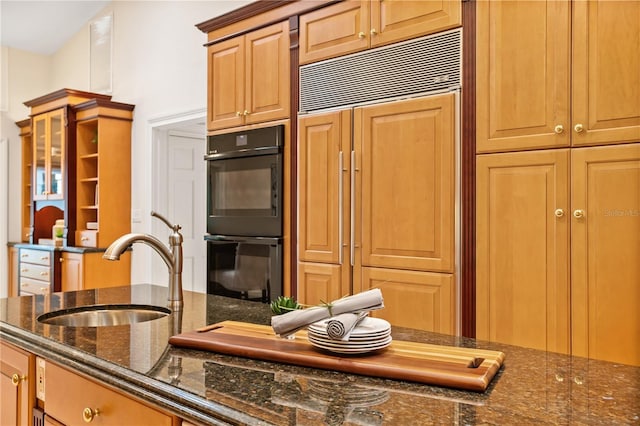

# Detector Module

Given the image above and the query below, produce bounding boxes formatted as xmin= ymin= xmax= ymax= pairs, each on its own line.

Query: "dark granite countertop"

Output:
xmin=1 ymin=284 xmax=638 ymax=425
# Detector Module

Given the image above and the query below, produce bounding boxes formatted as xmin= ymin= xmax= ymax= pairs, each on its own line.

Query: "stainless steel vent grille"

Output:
xmin=300 ymin=28 xmax=462 ymax=113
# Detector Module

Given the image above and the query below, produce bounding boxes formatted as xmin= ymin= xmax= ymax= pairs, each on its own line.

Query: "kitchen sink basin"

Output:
xmin=37 ymin=304 xmax=171 ymax=327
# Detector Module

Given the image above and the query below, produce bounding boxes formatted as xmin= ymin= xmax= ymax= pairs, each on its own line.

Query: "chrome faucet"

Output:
xmin=103 ymin=211 xmax=184 ymax=311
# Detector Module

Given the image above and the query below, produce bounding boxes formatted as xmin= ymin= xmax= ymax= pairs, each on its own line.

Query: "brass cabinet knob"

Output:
xmin=11 ymin=373 xmax=26 ymax=386
xmin=554 ymin=208 xmax=565 ymax=218
xmin=81 ymin=237 xmax=89 ymax=241
xmin=358 ymin=31 xmax=365 ymax=39
xmin=235 ymin=111 xmax=242 ymax=117
xmin=574 ymin=123 xmax=584 ymax=133
xmin=82 ymin=407 xmax=100 ymax=423
xmin=370 ymin=28 xmax=378 ymax=36
xmin=554 ymin=125 xmax=564 ymax=134
xmin=573 ymin=209 xmax=585 ymax=219
xmin=243 ymin=110 xmax=249 ymax=116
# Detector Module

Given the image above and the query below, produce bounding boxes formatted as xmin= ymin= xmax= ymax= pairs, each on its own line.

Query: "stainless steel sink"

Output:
xmin=37 ymin=304 xmax=171 ymax=327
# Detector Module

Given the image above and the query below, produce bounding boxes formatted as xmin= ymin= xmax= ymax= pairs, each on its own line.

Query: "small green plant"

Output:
xmin=270 ymin=296 xmax=301 ymax=315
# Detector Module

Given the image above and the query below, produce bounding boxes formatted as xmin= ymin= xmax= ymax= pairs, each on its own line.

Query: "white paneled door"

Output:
xmin=166 ymin=131 xmax=206 ymax=293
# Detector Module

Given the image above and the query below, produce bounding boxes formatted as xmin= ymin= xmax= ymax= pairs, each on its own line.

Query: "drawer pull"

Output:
xmin=81 ymin=237 xmax=89 ymax=241
xmin=21 ymin=253 xmax=29 ymax=258
xmin=21 ymin=268 xmax=28 ymax=273
xmin=11 ymin=374 xmax=26 ymax=386
xmin=82 ymin=407 xmax=100 ymax=423
xmin=40 ymin=256 xmax=48 ymax=261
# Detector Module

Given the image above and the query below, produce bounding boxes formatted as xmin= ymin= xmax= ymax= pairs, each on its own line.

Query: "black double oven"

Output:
xmin=204 ymin=126 xmax=283 ymax=303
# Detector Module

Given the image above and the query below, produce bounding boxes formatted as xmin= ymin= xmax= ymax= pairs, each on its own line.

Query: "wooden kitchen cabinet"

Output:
xmin=73 ymin=99 xmax=134 ymax=249
xmin=32 ymin=109 xmax=66 ymax=201
xmin=17 ymin=119 xmax=32 ymax=242
xmin=45 ymin=361 xmax=177 ymax=426
xmin=207 ymin=21 xmax=289 ymax=131
xmin=299 ymin=0 xmax=462 ymax=64
xmin=476 ymin=0 xmax=640 ymax=153
xmin=60 ymin=251 xmax=131 ymax=292
xmin=476 ymin=149 xmax=571 ymax=354
xmin=298 ymin=93 xmax=457 ymax=334
xmin=476 ymin=144 xmax=640 ymax=366
xmin=0 ymin=341 xmax=35 ymax=426
xmin=8 ymin=246 xmax=19 ymax=297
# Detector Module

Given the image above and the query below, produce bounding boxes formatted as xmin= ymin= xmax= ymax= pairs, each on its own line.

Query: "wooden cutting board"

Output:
xmin=169 ymin=321 xmax=505 ymax=392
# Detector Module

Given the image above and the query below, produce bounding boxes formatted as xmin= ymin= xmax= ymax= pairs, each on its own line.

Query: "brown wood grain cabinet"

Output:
xmin=299 ymin=0 xmax=462 ymax=64
xmin=44 ymin=361 xmax=178 ymax=426
xmin=0 ymin=341 xmax=35 ymax=426
xmin=32 ymin=109 xmax=66 ymax=202
xmin=16 ymin=119 xmax=32 ymax=242
xmin=476 ymin=144 xmax=640 ymax=366
xmin=60 ymin=251 xmax=131 ymax=292
xmin=476 ymin=0 xmax=640 ymax=153
xmin=207 ymin=21 xmax=290 ymax=131
xmin=298 ymin=94 xmax=456 ymax=334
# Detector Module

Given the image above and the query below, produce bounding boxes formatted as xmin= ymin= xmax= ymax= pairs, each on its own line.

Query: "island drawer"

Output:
xmin=19 ymin=248 xmax=52 ymax=266
xmin=44 ymin=361 xmax=175 ymax=426
xmin=76 ymin=230 xmax=98 ymax=247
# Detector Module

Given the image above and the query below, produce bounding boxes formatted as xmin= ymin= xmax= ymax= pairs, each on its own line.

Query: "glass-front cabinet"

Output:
xmin=33 ymin=109 xmax=65 ymax=200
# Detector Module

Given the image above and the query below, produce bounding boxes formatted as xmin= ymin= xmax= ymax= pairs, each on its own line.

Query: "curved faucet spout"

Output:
xmin=104 ymin=233 xmax=173 ymax=267
xmin=103 ymin=231 xmax=184 ymax=311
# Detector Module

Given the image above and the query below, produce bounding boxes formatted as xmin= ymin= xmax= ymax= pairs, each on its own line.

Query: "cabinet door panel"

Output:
xmin=571 ymin=144 xmax=640 ymax=365
xmin=571 ymin=1 xmax=640 ymax=146
xmin=208 ymin=37 xmax=245 ymax=130
xmin=245 ymin=21 xmax=290 ymax=124
xmin=0 ymin=342 xmax=34 ymax=426
xmin=476 ymin=149 xmax=570 ymax=353
xmin=362 ymin=267 xmax=455 ymax=334
xmin=476 ymin=0 xmax=570 ymax=153
xmin=297 ymin=262 xmax=349 ymax=306
xmin=298 ymin=111 xmax=351 ymax=264
xmin=371 ymin=0 xmax=461 ymax=48
xmin=299 ymin=1 xmax=369 ymax=64
xmin=355 ymin=93 xmax=455 ymax=272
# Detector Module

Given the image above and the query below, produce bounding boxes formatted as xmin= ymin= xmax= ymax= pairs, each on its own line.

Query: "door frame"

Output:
xmin=148 ymin=109 xmax=206 ymax=290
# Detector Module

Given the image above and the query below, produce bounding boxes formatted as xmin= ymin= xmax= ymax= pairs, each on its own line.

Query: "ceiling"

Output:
xmin=1 ymin=0 xmax=111 ymax=55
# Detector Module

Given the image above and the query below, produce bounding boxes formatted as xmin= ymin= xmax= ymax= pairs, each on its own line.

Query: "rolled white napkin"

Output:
xmin=326 ymin=312 xmax=367 ymax=341
xmin=271 ymin=289 xmax=384 ymax=337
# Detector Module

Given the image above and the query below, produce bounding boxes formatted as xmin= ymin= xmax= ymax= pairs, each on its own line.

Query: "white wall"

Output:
xmin=1 ymin=1 xmax=254 ymax=292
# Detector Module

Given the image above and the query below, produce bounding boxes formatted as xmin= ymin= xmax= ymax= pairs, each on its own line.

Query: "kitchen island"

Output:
xmin=1 ymin=285 xmax=638 ymax=425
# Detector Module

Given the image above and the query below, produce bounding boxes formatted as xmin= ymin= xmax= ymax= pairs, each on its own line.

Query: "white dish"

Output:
xmin=308 ymin=333 xmax=391 ymax=349
xmin=307 ymin=329 xmax=391 ymax=346
xmin=308 ymin=335 xmax=392 ymax=354
xmin=308 ymin=316 xmax=391 ymax=337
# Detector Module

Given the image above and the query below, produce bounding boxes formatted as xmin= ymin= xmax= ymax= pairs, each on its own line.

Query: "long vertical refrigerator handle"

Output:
xmin=351 ymin=150 xmax=356 ymax=267
xmin=338 ymin=151 xmax=344 ymax=265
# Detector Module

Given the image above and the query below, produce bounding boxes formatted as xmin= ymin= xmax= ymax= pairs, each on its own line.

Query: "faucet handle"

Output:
xmin=150 ymin=211 xmax=181 ymax=233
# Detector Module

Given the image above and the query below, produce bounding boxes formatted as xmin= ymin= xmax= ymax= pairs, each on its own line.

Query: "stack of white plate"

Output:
xmin=307 ymin=317 xmax=392 ymax=354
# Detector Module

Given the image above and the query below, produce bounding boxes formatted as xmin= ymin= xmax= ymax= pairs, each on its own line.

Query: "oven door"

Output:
xmin=205 ymin=235 xmax=282 ymax=303
xmin=207 ymin=152 xmax=282 ymax=236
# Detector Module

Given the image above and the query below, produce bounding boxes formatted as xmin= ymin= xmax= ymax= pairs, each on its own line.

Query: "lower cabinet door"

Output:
xmin=0 ymin=342 xmax=34 ymax=426
xmin=361 ymin=267 xmax=455 ymax=334
xmin=45 ymin=361 xmax=175 ymax=426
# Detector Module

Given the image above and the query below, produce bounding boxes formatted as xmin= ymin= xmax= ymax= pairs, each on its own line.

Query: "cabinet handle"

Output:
xmin=554 ymin=209 xmax=565 ymax=218
xmin=554 ymin=125 xmax=564 ymax=134
xmin=370 ymin=28 xmax=378 ymax=36
xmin=81 ymin=237 xmax=89 ymax=241
xmin=574 ymin=123 xmax=584 ymax=133
xmin=21 ymin=253 xmax=29 ymax=258
xmin=236 ymin=111 xmax=242 ymax=117
xmin=82 ymin=407 xmax=100 ymax=423
xmin=59 ymin=258 xmax=64 ymax=262
xmin=358 ymin=31 xmax=365 ymax=39
xmin=338 ymin=151 xmax=344 ymax=265
xmin=11 ymin=374 xmax=26 ymax=386
xmin=39 ymin=271 xmax=48 ymax=276
xmin=40 ymin=256 xmax=48 ymax=261
xmin=573 ymin=209 xmax=585 ymax=219
xmin=21 ymin=268 xmax=28 ymax=273
xmin=243 ymin=110 xmax=249 ymax=116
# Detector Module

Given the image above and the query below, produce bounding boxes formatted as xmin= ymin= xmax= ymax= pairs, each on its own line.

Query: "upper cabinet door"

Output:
xmin=476 ymin=1 xmax=571 ymax=153
xmin=370 ymin=0 xmax=461 ymax=48
xmin=571 ymin=1 xmax=640 ymax=147
xmin=299 ymin=1 xmax=369 ymax=65
xmin=244 ymin=21 xmax=290 ymax=126
xmin=207 ymin=36 xmax=245 ymax=130
xmin=32 ymin=109 xmax=66 ymax=200
xmin=208 ymin=21 xmax=289 ymax=131
xmin=355 ymin=93 xmax=456 ymax=273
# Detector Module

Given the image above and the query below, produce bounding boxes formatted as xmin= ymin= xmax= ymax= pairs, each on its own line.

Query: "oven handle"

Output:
xmin=204 ymin=145 xmax=280 ymax=161
xmin=204 ymin=234 xmax=281 ymax=245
